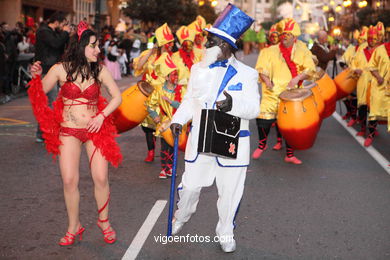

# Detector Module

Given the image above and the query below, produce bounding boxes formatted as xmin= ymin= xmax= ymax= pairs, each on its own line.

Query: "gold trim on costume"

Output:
xmin=258 ymin=112 xmax=277 ymax=119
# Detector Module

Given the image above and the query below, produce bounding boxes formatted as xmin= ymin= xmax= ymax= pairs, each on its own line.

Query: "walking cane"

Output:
xmin=167 ymin=132 xmax=179 ymax=237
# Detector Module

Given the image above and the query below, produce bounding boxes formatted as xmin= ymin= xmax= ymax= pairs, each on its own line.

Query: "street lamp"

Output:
xmin=358 ymin=0 xmax=368 ymax=8
xmin=211 ymin=0 xmax=218 ymax=7
xmin=332 ymin=27 xmax=341 ymax=36
xmin=323 ymin=5 xmax=330 ymax=12
xmin=335 ymin=5 xmax=342 ymax=12
xmin=343 ymin=0 xmax=352 ymax=7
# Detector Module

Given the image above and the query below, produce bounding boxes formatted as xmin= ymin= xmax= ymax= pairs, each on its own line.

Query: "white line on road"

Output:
xmin=332 ymin=112 xmax=390 ymax=175
xmin=122 ymin=200 xmax=167 ymax=260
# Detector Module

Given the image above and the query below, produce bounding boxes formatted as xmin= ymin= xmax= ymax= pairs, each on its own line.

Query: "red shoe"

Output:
xmin=356 ymin=130 xmax=365 ymax=137
xmin=342 ymin=112 xmax=351 ymax=120
xmin=252 ymin=145 xmax=267 ymax=159
xmin=374 ymin=130 xmax=379 ymax=137
xmin=364 ymin=137 xmax=373 ymax=147
xmin=272 ymin=142 xmax=282 ymax=151
xmin=165 ymin=168 xmax=172 ymax=177
xmin=159 ymin=170 xmax=167 ymax=179
xmin=58 ymin=226 xmax=85 ymax=246
xmin=97 ymin=218 xmax=116 ymax=244
xmin=144 ymin=150 xmax=155 ymax=163
xmin=347 ymin=119 xmax=357 ymax=127
xmin=284 ymin=156 xmax=302 ymax=165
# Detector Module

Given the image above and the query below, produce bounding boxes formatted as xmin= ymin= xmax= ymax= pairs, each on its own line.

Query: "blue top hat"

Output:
xmin=205 ymin=4 xmax=254 ymax=49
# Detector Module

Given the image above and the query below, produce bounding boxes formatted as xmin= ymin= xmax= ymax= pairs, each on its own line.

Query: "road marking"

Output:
xmin=332 ymin=112 xmax=390 ymax=175
xmin=122 ymin=200 xmax=167 ymax=260
xmin=0 ymin=117 xmax=30 ymax=126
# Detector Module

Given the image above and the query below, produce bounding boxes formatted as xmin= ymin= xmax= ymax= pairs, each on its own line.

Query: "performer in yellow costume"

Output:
xmin=172 ymin=26 xmax=202 ymax=89
xmin=145 ymin=53 xmax=183 ymax=178
xmin=342 ymin=26 xmax=368 ymax=126
xmin=254 ymin=18 xmax=316 ymax=164
xmin=363 ymin=26 xmax=389 ymax=146
xmin=133 ymin=23 xmax=175 ymax=162
xmin=253 ymin=23 xmax=284 ymax=154
xmin=351 ymin=26 xmax=378 ymax=136
xmin=375 ymin=21 xmax=390 ymax=132
xmin=188 ymin=15 xmax=207 ymax=59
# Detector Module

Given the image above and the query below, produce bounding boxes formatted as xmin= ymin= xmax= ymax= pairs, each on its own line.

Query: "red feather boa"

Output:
xmin=179 ymin=48 xmax=194 ymax=70
xmin=279 ymin=43 xmax=302 ymax=86
xmin=173 ymin=84 xmax=183 ymax=114
xmin=363 ymin=46 xmax=375 ymax=62
xmin=27 ymin=76 xmax=122 ymax=167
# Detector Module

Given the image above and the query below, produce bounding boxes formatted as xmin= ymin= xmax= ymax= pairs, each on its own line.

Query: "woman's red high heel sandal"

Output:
xmin=97 ymin=218 xmax=116 ymax=244
xmin=58 ymin=226 xmax=85 ymax=246
xmin=97 ymin=194 xmax=116 ymax=244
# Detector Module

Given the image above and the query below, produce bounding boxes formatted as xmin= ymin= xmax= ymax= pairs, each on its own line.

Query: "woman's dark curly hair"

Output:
xmin=62 ymin=29 xmax=102 ymax=84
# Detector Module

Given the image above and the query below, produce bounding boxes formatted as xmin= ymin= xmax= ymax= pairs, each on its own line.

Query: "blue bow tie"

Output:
xmin=209 ymin=60 xmax=228 ymax=69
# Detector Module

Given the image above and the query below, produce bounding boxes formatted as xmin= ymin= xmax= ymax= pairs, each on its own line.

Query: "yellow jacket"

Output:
xmin=171 ymin=50 xmax=202 ymax=86
xmin=255 ymin=42 xmax=316 ymax=119
xmin=341 ymin=42 xmax=368 ymax=68
xmin=146 ymin=83 xmax=184 ymax=136
xmin=133 ymin=50 xmax=165 ymax=129
xmin=351 ymin=46 xmax=374 ymax=106
xmin=367 ymin=44 xmax=389 ymax=121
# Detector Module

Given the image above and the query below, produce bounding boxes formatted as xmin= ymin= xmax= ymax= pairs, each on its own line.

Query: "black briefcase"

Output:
xmin=197 ymin=109 xmax=241 ymax=159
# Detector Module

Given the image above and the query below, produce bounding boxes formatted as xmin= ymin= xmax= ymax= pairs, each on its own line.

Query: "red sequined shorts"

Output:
xmin=60 ymin=127 xmax=91 ymax=143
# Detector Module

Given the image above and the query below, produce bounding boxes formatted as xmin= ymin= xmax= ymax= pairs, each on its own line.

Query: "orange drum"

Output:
xmin=315 ymin=69 xmax=337 ymax=118
xmin=158 ymin=120 xmax=188 ymax=152
xmin=334 ymin=68 xmax=358 ymax=100
xmin=113 ymin=81 xmax=154 ymax=133
xmin=277 ymin=89 xmax=320 ymax=150
xmin=303 ymin=81 xmax=325 ymax=119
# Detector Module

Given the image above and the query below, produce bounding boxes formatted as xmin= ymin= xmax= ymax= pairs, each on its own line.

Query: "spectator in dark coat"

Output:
xmin=2 ymin=22 xmax=22 ymax=97
xmin=34 ymin=12 xmax=70 ymax=142
xmin=0 ymin=32 xmax=10 ymax=103
xmin=35 ymin=12 xmax=70 ymax=74
xmin=311 ymin=30 xmax=338 ymax=71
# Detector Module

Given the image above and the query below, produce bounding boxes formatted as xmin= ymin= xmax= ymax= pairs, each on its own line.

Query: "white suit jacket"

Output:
xmin=171 ymin=56 xmax=260 ymax=167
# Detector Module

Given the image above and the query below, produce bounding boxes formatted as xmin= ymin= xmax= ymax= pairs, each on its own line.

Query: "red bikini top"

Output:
xmin=60 ymin=81 xmax=100 ymax=101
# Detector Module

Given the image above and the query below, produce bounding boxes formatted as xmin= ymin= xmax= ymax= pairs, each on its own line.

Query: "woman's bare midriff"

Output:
xmin=61 ymin=98 xmax=98 ymax=128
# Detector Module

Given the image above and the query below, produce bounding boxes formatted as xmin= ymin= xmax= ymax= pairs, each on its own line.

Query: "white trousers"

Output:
xmin=174 ymin=154 xmax=247 ymax=237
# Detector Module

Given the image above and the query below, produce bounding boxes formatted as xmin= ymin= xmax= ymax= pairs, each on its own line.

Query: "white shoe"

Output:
xmin=220 ymin=239 xmax=236 ymax=253
xmin=171 ymin=219 xmax=184 ymax=235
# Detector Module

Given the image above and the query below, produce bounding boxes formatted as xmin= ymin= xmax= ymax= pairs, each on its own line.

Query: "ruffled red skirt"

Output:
xmin=27 ymin=76 xmax=122 ymax=167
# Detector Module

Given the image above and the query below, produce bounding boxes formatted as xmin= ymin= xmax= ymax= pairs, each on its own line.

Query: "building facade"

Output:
xmin=0 ymin=0 xmax=121 ymax=30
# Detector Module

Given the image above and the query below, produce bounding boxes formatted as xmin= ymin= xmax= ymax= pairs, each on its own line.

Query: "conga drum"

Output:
xmin=303 ymin=81 xmax=325 ymax=119
xmin=315 ymin=69 xmax=337 ymax=118
xmin=158 ymin=120 xmax=188 ymax=152
xmin=113 ymin=81 xmax=154 ymax=133
xmin=277 ymin=89 xmax=320 ymax=150
xmin=334 ymin=68 xmax=358 ymax=100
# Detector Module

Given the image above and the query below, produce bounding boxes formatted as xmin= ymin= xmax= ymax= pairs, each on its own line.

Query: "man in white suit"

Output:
xmin=169 ymin=4 xmax=260 ymax=253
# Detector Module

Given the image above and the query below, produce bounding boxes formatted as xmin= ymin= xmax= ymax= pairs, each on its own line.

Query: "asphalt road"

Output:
xmin=0 ymin=52 xmax=389 ymax=260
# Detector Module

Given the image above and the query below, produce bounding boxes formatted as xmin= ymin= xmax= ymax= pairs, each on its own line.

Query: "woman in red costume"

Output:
xmin=28 ymin=21 xmax=122 ymax=246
